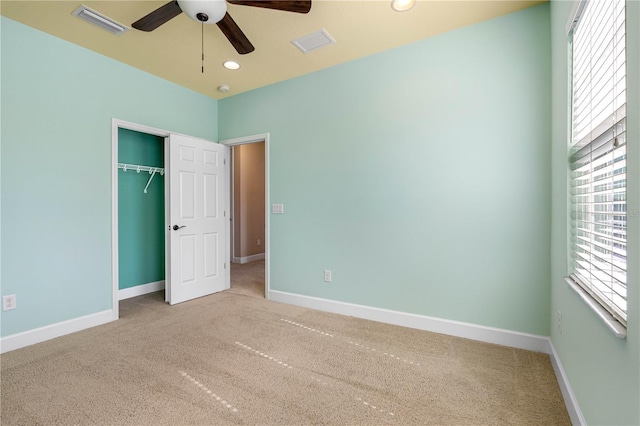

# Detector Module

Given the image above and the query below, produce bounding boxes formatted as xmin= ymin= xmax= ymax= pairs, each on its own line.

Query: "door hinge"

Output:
xmin=224 ymin=263 xmax=227 ymax=269
xmin=224 ymin=158 xmax=226 ymax=165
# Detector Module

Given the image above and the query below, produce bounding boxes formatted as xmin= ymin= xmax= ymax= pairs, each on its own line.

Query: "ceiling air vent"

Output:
xmin=72 ymin=5 xmax=129 ymax=35
xmin=291 ymin=29 xmax=335 ymax=54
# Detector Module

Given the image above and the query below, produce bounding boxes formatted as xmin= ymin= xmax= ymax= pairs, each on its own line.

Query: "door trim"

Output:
xmin=220 ymin=133 xmax=270 ymax=299
xmin=111 ymin=119 xmax=171 ymax=320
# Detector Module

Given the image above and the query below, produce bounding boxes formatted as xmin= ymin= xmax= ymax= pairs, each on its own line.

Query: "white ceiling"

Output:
xmin=1 ymin=0 xmax=545 ymax=99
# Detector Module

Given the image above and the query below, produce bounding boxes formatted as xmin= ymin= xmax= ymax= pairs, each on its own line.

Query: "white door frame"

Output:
xmin=220 ymin=133 xmax=270 ymax=299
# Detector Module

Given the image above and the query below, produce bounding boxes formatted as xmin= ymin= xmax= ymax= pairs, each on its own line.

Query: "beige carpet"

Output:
xmin=1 ymin=262 xmax=570 ymax=425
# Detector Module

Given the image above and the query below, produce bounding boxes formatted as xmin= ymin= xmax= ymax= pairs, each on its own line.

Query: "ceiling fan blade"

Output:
xmin=217 ymin=13 xmax=255 ymax=55
xmin=132 ymin=1 xmax=183 ymax=32
xmin=227 ymin=0 xmax=311 ymax=14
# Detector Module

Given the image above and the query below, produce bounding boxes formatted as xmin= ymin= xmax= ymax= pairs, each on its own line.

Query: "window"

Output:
xmin=568 ymin=0 xmax=627 ymax=331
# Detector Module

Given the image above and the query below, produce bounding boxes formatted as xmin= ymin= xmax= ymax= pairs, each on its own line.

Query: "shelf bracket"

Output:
xmin=143 ymin=168 xmax=157 ymax=194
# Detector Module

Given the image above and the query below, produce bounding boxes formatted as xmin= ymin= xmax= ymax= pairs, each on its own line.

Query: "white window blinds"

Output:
xmin=569 ymin=0 xmax=627 ymax=326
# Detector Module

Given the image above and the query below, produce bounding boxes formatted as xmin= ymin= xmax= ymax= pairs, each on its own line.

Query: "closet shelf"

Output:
xmin=118 ymin=162 xmax=164 ymax=194
xmin=118 ymin=163 xmax=164 ymax=174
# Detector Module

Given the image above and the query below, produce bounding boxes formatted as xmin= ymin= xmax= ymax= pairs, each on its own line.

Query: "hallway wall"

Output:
xmin=233 ymin=142 xmax=266 ymax=261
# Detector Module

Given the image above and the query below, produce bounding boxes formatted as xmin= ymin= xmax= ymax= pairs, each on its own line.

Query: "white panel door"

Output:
xmin=165 ymin=134 xmax=229 ymax=305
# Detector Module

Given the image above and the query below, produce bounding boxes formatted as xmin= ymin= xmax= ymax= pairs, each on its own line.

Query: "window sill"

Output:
xmin=564 ymin=277 xmax=627 ymax=338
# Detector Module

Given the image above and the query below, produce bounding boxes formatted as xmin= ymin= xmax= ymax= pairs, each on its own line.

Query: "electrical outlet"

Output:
xmin=557 ymin=311 xmax=562 ymax=334
xmin=324 ymin=270 xmax=332 ymax=283
xmin=3 ymin=295 xmax=16 ymax=311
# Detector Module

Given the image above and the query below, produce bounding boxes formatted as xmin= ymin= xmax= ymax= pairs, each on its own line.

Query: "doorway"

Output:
xmin=221 ymin=133 xmax=270 ymax=299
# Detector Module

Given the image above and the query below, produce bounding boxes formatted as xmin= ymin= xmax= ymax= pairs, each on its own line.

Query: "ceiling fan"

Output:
xmin=132 ymin=0 xmax=312 ymax=55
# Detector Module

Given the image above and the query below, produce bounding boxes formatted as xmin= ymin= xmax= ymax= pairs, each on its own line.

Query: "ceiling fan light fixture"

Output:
xmin=391 ymin=0 xmax=416 ymax=12
xmin=223 ymin=60 xmax=240 ymax=70
xmin=177 ymin=0 xmax=227 ymax=24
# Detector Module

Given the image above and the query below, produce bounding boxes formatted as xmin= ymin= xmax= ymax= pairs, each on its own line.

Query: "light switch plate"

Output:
xmin=272 ymin=204 xmax=284 ymax=214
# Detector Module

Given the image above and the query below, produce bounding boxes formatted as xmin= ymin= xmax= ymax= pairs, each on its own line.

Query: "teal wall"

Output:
xmin=550 ymin=1 xmax=640 ymax=424
xmin=0 ymin=17 xmax=217 ymax=337
xmin=220 ymin=5 xmax=552 ymax=335
xmin=118 ymin=129 xmax=165 ymax=290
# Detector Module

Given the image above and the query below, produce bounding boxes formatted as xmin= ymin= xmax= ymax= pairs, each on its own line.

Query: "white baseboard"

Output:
xmin=232 ymin=253 xmax=265 ymax=264
xmin=269 ymin=290 xmax=584 ymax=424
xmin=269 ymin=290 xmax=551 ymax=352
xmin=1 ymin=281 xmax=163 ymax=353
xmin=0 ymin=310 xmax=115 ymax=354
xmin=119 ymin=280 xmax=165 ymax=300
xmin=548 ymin=342 xmax=586 ymax=426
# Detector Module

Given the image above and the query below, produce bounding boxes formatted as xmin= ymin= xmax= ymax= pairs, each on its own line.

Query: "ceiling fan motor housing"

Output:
xmin=132 ymin=0 xmax=310 ymax=55
xmin=177 ymin=0 xmax=227 ymax=24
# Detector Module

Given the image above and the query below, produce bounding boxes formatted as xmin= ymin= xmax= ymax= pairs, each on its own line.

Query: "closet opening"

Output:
xmin=117 ymin=128 xmax=166 ymax=301
xmin=111 ymin=119 xmax=172 ymax=320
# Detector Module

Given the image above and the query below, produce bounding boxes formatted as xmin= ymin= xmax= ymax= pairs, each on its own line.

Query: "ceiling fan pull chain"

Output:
xmin=201 ymin=20 xmax=204 ymax=74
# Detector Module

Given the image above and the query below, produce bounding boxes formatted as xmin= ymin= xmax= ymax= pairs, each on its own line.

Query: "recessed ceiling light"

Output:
xmin=223 ymin=60 xmax=240 ymax=70
xmin=391 ymin=0 xmax=416 ymax=12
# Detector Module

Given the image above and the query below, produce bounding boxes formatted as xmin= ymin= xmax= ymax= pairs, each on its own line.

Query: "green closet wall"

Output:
xmin=118 ymin=128 xmax=165 ymax=290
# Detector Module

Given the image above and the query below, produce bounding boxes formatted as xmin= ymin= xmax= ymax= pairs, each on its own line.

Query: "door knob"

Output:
xmin=172 ymin=225 xmax=186 ymax=231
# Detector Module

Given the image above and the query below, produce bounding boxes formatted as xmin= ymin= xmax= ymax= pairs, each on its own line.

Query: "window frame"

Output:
xmin=566 ymin=0 xmax=628 ymax=337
